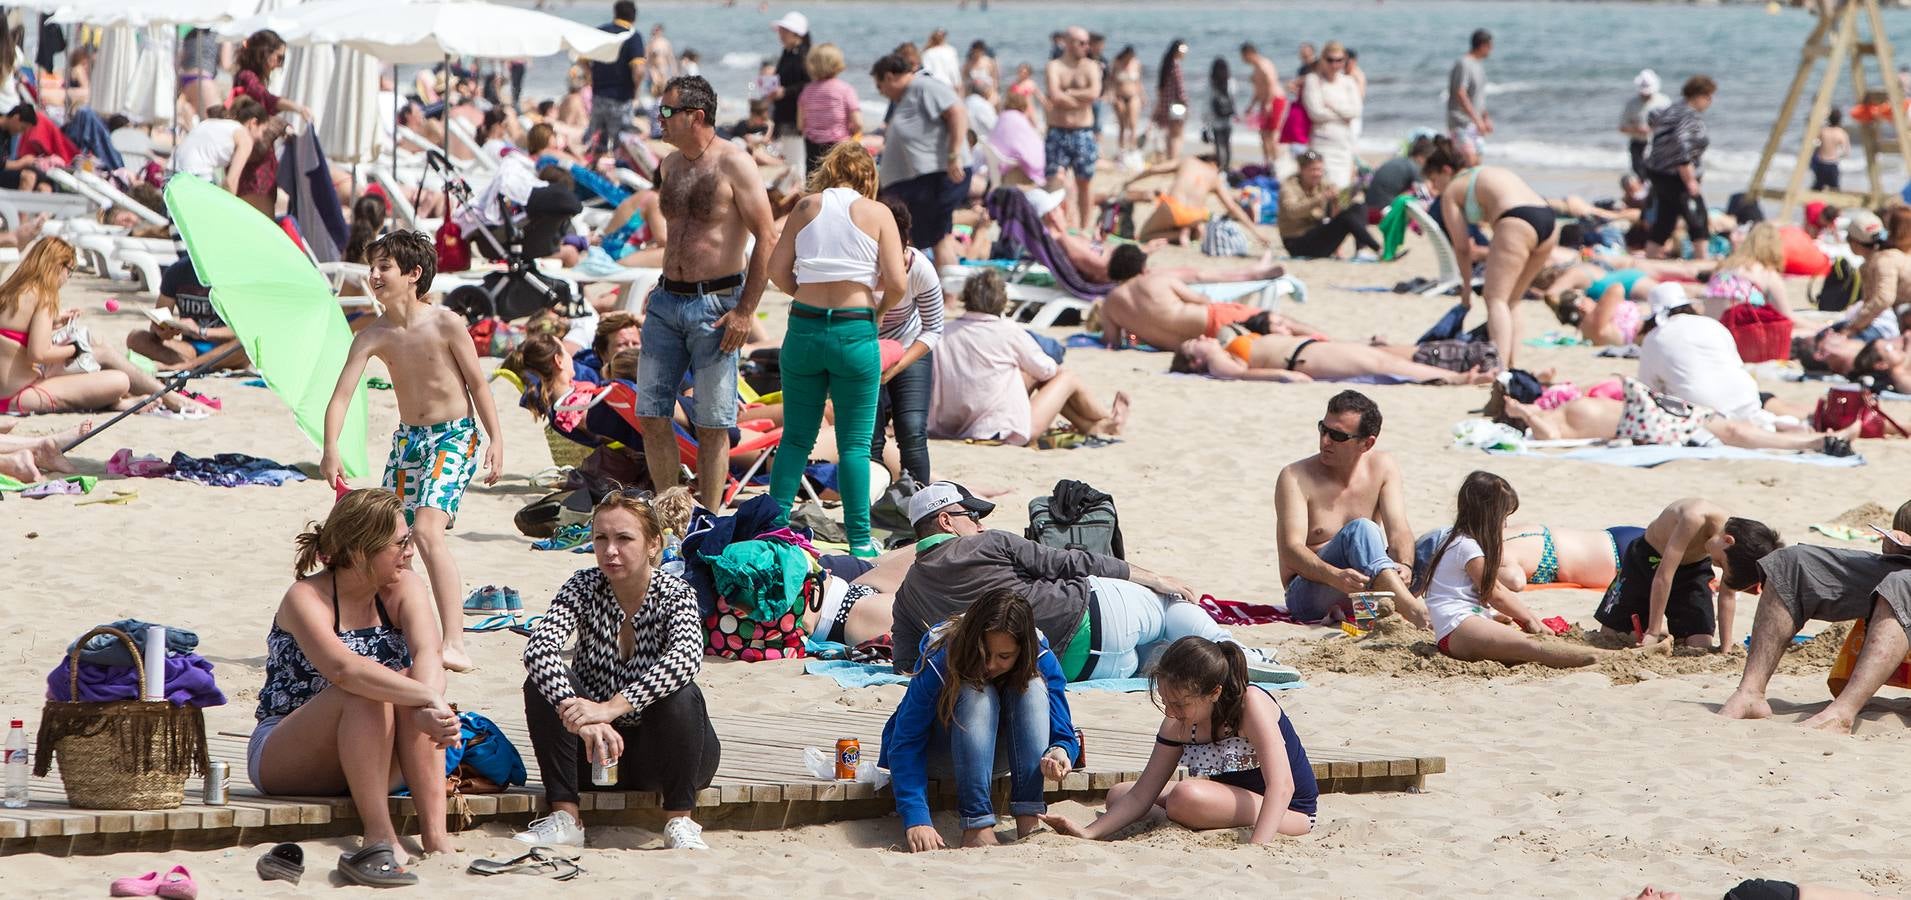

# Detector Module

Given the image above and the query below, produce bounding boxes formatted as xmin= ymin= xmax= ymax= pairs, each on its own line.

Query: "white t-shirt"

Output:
xmin=172 ymin=118 xmax=243 ymax=181
xmin=1423 ymin=534 xmax=1489 ymax=641
xmin=921 ymin=44 xmax=961 ymax=89
xmin=1637 ymin=313 xmax=1762 ymax=420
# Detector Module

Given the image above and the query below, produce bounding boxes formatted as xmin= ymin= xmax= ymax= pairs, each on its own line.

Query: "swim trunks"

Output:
xmin=1251 ymin=97 xmax=1287 ymax=133
xmin=1044 ymin=126 xmax=1100 ymax=180
xmin=1203 ymin=301 xmax=1261 ymax=338
xmin=1595 ymin=534 xmax=1716 ymax=639
xmin=382 ymin=417 xmax=481 ymax=525
xmin=1155 ymin=192 xmax=1207 ymax=229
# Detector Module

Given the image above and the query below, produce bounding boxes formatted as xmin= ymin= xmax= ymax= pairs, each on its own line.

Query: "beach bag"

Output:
xmin=1828 ymin=618 xmax=1911 ymax=697
xmin=466 ymin=317 xmax=525 ymax=358
xmin=1411 ymin=339 xmax=1501 ymax=374
xmin=1811 ymin=384 xmax=1909 ymax=439
xmin=514 ymin=490 xmax=574 ymax=538
xmin=442 ymin=710 xmax=527 ymax=794
xmin=1720 ymin=303 xmax=1793 ymax=364
xmin=705 ymin=592 xmax=810 ymax=662
xmin=34 ymin=627 xmax=208 ymax=810
xmin=1812 ymin=256 xmax=1861 ymax=313
xmin=1027 ymin=479 xmax=1125 ymax=559
xmin=434 ymin=219 xmax=470 ymax=274
xmin=1201 ymin=215 xmax=1252 ymax=257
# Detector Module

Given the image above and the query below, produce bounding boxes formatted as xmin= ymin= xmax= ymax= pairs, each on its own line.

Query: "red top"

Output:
xmin=232 ymin=69 xmax=282 ymax=112
xmin=17 ymin=117 xmax=78 ymax=166
xmin=231 ymin=69 xmax=281 ymax=200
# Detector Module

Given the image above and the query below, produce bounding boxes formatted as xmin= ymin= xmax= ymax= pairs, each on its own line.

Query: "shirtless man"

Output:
xmin=1172 ymin=334 xmax=1494 ymax=386
xmin=1240 ymin=43 xmax=1282 ymax=166
xmin=1594 ymin=498 xmax=1780 ymax=650
xmin=1274 ymin=391 xmax=1425 ymax=626
xmin=1120 ymin=154 xmax=1272 ymax=248
xmin=1100 ymin=244 xmax=1303 ymax=349
xmin=635 ymin=76 xmax=777 ymax=510
xmin=1045 ymin=27 xmax=1103 ymax=232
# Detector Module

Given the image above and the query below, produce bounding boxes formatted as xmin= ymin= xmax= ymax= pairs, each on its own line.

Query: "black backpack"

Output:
xmin=1813 ymin=256 xmax=1861 ymax=313
xmin=1026 ymin=479 xmax=1125 ymax=559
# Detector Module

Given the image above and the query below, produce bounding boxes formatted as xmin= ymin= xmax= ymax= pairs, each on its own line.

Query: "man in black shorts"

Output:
xmin=1719 ymin=499 xmax=1911 ymax=733
xmin=1594 ymin=498 xmax=1780 ymax=650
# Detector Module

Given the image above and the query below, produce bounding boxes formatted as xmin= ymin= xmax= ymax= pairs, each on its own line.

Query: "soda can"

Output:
xmin=592 ymin=759 xmax=619 ymax=786
xmin=834 ymin=738 xmax=860 ymax=780
xmin=203 ymin=760 xmax=229 ymax=806
xmin=1074 ymin=728 xmax=1086 ymax=768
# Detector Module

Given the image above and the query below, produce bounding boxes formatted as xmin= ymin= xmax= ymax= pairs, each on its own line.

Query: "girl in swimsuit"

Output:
xmin=1042 ymin=636 xmax=1318 ymax=844
xmin=1110 ymin=46 xmax=1144 ymax=155
xmin=1545 ymin=265 xmax=1655 ymax=346
xmin=1171 ymin=334 xmax=1495 ymax=385
xmin=0 ymin=239 xmax=133 ymax=414
xmin=1701 ymin=222 xmax=1792 ymax=321
xmin=1422 ymin=138 xmax=1561 ymax=369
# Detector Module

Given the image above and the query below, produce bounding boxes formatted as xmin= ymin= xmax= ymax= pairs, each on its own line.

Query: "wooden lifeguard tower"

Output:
xmin=1747 ymin=0 xmax=1911 ymax=220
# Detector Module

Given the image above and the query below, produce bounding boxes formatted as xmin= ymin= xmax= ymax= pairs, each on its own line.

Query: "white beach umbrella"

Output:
xmin=88 ymin=24 xmax=138 ymax=119
xmin=122 ymin=25 xmax=177 ymax=125
xmin=51 ymin=0 xmax=265 ymax=27
xmin=295 ymin=0 xmax=624 ymax=64
xmin=317 ymin=47 xmax=379 ymax=164
xmin=282 ymin=41 xmax=335 ymax=122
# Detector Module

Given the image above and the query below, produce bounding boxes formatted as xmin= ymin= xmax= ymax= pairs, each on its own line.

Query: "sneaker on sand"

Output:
xmin=514 ymin=811 xmax=585 ymax=847
xmin=1237 ymin=646 xmax=1304 ymax=684
xmin=663 ymin=817 xmax=709 ymax=850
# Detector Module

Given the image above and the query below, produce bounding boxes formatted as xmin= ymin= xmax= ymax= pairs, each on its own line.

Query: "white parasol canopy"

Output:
xmin=87 ymin=24 xmax=138 ymax=119
xmin=220 ymin=0 xmax=623 ymax=63
xmin=122 ymin=25 xmax=178 ymax=125
xmin=51 ymin=0 xmax=267 ymax=27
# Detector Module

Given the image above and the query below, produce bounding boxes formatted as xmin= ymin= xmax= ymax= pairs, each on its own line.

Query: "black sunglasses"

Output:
xmin=658 ymin=103 xmax=708 ymax=120
xmin=1323 ymin=55 xmax=1347 ymax=63
xmin=1318 ymin=420 xmax=1363 ymax=443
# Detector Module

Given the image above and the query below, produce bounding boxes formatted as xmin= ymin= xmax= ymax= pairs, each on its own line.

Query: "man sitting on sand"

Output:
xmin=1099 ymin=244 xmax=1303 ymax=349
xmin=125 ymin=256 xmax=250 ymax=372
xmin=893 ymin=481 xmax=1289 ymax=681
xmin=1595 ymin=498 xmax=1781 ymax=651
xmin=1274 ymin=390 xmax=1425 ymax=626
xmin=1719 ymin=500 xmax=1911 ymax=734
xmin=1118 ymin=154 xmax=1272 ymax=248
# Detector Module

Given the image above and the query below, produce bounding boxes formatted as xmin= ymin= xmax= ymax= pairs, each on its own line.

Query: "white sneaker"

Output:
xmin=663 ymin=816 xmax=709 ymax=850
xmin=513 ymin=810 xmax=586 ymax=847
xmin=1236 ymin=646 xmax=1304 ymax=684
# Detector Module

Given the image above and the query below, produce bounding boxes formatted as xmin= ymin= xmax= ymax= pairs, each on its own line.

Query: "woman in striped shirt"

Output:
xmin=1643 ymin=76 xmax=1716 ymax=259
xmin=797 ymin=43 xmax=864 ymax=178
xmin=873 ymin=197 xmax=947 ymax=485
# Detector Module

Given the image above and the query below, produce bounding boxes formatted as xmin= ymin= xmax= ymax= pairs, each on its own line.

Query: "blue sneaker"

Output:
xmin=464 ymin=586 xmax=507 ymax=615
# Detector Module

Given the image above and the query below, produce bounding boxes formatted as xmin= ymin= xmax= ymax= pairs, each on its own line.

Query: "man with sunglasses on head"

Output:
xmin=892 ymin=482 xmax=1292 ymax=682
xmin=633 ymin=75 xmax=777 ymax=511
xmin=1274 ymin=390 xmax=1426 ymax=628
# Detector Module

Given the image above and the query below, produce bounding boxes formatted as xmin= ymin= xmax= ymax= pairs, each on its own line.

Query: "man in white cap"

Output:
xmin=1619 ymin=69 xmax=1670 ymax=180
xmin=891 ymin=481 xmax=1294 ymax=681
xmin=768 ymin=11 xmax=812 ymax=173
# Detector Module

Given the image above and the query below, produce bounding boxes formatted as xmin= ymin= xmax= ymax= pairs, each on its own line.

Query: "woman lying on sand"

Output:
xmin=1490 ymin=379 xmax=1861 ymax=455
xmin=1170 ymin=333 xmax=1496 ymax=384
xmin=1420 ymin=472 xmax=1671 ymax=668
xmin=1538 ymin=264 xmax=1656 ymax=347
xmin=1043 ymin=636 xmax=1317 ymax=844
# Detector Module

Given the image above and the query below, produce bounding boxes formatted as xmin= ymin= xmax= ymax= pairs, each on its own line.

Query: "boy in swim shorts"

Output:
xmin=1593 ymin=498 xmax=1780 ymax=650
xmin=321 ymin=230 xmax=504 ymax=673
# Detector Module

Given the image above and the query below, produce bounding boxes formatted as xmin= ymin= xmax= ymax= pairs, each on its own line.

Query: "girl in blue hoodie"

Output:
xmin=880 ymin=588 xmax=1079 ymax=852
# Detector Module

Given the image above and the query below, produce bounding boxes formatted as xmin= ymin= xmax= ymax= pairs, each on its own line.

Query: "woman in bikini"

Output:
xmin=1488 ymin=379 xmax=1860 ymax=455
xmin=1423 ymin=136 xmax=1559 ymax=368
xmin=1170 ymin=333 xmax=1496 ymax=385
xmin=1542 ymin=263 xmax=1657 ymax=346
xmin=1700 ymin=221 xmax=1791 ymax=321
xmin=0 ymin=239 xmax=135 ymax=415
xmin=1416 ymin=522 xmax=1645 ymax=592
xmin=1110 ymin=46 xmax=1144 ymax=158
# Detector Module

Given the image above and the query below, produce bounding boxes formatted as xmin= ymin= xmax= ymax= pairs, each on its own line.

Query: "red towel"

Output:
xmin=1197 ymin=595 xmax=1294 ymax=626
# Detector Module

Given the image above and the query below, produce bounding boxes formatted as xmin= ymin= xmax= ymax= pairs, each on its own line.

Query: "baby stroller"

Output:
xmin=429 ymin=150 xmax=585 ymax=325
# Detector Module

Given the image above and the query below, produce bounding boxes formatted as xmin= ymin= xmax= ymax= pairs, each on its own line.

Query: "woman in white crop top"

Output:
xmin=173 ymin=97 xmax=271 ymax=196
xmin=766 ymin=141 xmax=908 ymax=557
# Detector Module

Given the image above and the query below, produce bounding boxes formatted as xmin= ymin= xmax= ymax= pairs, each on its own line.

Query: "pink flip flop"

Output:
xmin=109 ymin=871 xmax=162 ymax=897
xmin=155 ymin=866 xmax=198 ymax=900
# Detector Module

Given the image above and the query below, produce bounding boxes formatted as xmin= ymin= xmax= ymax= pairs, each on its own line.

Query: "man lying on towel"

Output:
xmin=1099 ymin=244 xmax=1312 ymax=349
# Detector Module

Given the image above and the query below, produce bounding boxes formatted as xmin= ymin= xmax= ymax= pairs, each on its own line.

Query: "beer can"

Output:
xmin=203 ymin=760 xmax=229 ymax=806
xmin=592 ymin=759 xmax=619 ymax=786
xmin=834 ymin=738 xmax=860 ymax=780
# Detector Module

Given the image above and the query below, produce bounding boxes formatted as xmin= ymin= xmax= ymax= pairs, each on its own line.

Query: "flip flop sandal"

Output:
xmin=464 ymin=613 xmax=521 ymax=633
xmin=466 ymin=847 xmax=583 ymax=881
xmin=508 ymin=615 xmax=545 ymax=637
xmin=256 ymin=843 xmax=303 ymax=885
xmin=337 ymin=843 xmax=418 ymax=888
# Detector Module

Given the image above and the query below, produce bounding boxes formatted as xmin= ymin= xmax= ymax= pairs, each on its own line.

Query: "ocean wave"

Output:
xmin=720 ymin=51 xmax=764 ymax=69
xmin=1482 ymin=80 xmax=1540 ymax=96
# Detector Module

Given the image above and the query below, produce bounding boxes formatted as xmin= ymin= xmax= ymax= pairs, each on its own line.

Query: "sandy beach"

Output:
xmin=4 ymin=201 xmax=1911 ymax=898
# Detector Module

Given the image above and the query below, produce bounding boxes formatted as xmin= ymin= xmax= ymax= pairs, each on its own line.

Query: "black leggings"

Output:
xmin=1282 ymin=205 xmax=1379 ymax=258
xmin=523 ymin=678 xmax=722 ymax=810
xmin=871 ymin=350 xmax=933 ymax=484
xmin=1646 ymin=171 xmax=1708 ymax=246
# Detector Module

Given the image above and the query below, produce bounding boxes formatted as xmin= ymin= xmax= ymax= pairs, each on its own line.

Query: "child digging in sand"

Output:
xmin=1043 ymin=636 xmax=1318 ymax=845
xmin=321 ymin=231 xmax=504 ymax=673
xmin=1595 ymin=497 xmax=1781 ymax=651
xmin=1421 ymin=471 xmax=1672 ymax=667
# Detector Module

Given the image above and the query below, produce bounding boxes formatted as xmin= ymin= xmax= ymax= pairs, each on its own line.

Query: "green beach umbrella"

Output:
xmin=163 ymin=175 xmax=371 ymax=477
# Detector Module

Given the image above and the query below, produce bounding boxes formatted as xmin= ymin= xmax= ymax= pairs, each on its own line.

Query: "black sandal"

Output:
xmin=255 ymin=843 xmax=303 ymax=885
xmin=1823 ymin=436 xmax=1856 ymax=458
xmin=337 ymin=843 xmax=418 ymax=888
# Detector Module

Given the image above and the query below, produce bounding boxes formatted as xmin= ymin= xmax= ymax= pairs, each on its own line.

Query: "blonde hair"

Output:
xmin=1724 ymin=221 xmax=1785 ymax=272
xmin=592 ymin=485 xmax=696 ymax=559
xmin=0 ymin=237 xmax=75 ymax=319
xmin=806 ymin=43 xmax=846 ymax=80
xmin=293 ymin=489 xmax=406 ymax=575
xmin=806 ymin=141 xmax=879 ymax=198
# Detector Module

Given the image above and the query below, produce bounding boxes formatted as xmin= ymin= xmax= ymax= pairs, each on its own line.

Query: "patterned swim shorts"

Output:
xmin=382 ymin=417 xmax=481 ymax=525
xmin=1044 ymin=126 xmax=1100 ymax=180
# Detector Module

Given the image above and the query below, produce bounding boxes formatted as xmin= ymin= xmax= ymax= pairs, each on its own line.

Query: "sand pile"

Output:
xmin=1830 ymin=502 xmax=1897 ymax=530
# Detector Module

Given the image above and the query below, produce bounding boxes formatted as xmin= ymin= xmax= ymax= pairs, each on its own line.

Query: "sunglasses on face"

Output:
xmin=658 ymin=104 xmax=706 ymax=120
xmin=1318 ymin=420 xmax=1362 ymax=443
xmin=391 ymin=531 xmax=414 ymax=551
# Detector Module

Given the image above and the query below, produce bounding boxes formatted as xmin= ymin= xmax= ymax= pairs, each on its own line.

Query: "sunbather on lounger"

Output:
xmin=1170 ymin=334 xmax=1494 ymax=385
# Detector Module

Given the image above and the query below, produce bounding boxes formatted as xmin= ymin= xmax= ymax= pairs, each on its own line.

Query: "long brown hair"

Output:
xmin=0 ymin=237 xmax=74 ymax=319
xmin=806 ymin=141 xmax=879 ymax=198
xmin=500 ymin=333 xmax=566 ymax=420
xmin=292 ymin=489 xmax=406 ymax=575
xmin=1151 ymin=636 xmax=1250 ymax=737
xmin=925 ymin=589 xmax=1040 ymax=726
xmin=235 ymin=29 xmax=285 ymax=78
xmin=1426 ymin=471 xmax=1520 ymax=600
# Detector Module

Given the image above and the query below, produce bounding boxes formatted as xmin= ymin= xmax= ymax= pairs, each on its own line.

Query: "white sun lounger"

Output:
xmin=0 ymin=188 xmax=95 ymax=230
xmin=75 ymin=171 xmax=169 ymax=227
xmin=1402 ymin=201 xmax=1478 ymax=298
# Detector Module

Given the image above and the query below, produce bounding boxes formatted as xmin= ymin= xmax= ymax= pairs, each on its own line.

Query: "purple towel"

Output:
xmin=984 ymin=187 xmax=1115 ymax=300
xmin=45 ymin=654 xmax=228 ymax=707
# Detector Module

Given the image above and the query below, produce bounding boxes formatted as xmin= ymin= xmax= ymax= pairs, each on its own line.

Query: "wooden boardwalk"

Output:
xmin=1 ymin=705 xmax=1444 ymax=856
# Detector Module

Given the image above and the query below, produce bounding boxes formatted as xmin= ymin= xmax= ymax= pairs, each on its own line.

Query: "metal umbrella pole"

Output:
xmin=61 ymin=343 xmax=247 ymax=453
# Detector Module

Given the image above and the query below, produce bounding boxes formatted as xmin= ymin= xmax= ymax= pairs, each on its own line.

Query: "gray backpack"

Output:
xmin=1026 ymin=480 xmax=1125 ymax=559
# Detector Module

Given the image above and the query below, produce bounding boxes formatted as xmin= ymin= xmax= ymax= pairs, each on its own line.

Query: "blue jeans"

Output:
xmin=1082 ymin=576 xmax=1230 ymax=680
xmin=634 ymin=283 xmax=741 ymax=428
xmin=1284 ymin=518 xmax=1404 ymax=622
xmin=872 ymin=350 xmax=933 ymax=484
xmin=925 ymin=675 xmax=1049 ymax=830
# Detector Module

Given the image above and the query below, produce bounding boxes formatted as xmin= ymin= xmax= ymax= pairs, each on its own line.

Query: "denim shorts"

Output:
xmin=247 ymin=714 xmax=285 ymax=792
xmin=635 ymin=282 xmax=742 ymax=428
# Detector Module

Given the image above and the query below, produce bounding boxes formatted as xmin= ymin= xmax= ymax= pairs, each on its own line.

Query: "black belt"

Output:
xmin=1074 ymin=592 xmax=1105 ymax=683
xmin=788 ymin=306 xmax=874 ymax=321
xmin=661 ymin=273 xmax=744 ymax=295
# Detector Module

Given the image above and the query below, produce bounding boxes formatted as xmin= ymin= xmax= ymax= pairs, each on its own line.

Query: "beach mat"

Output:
xmin=1484 ymin=444 xmax=1864 ymax=468
xmin=801 ymin=659 xmax=1306 ymax=694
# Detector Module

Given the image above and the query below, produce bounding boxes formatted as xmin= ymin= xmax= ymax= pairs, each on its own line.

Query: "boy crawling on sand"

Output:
xmin=1594 ymin=498 xmax=1780 ymax=652
xmin=321 ymin=230 xmax=503 ymax=673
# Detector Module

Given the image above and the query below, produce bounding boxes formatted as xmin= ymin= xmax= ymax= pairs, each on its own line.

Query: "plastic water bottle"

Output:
xmin=660 ymin=530 xmax=685 ymax=577
xmin=4 ymin=719 xmax=28 ymax=809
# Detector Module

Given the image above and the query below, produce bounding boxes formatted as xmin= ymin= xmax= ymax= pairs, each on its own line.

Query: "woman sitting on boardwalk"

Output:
xmin=251 ymin=490 xmax=458 ymax=887
xmin=517 ymin=488 xmax=721 ymax=851
xmin=882 ymin=589 xmax=1078 ymax=851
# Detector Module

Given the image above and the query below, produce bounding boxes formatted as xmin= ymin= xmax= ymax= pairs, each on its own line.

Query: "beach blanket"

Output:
xmin=1483 ymin=444 xmax=1864 ymax=468
xmin=802 ymin=658 xmax=1307 ymax=694
xmin=1197 ymin=595 xmax=1295 ymax=626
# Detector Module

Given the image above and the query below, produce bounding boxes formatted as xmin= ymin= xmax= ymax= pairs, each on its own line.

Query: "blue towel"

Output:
xmin=802 ymin=659 xmax=1307 ymax=693
xmin=1484 ymin=445 xmax=1865 ymax=469
xmin=61 ymin=109 xmax=123 ymax=172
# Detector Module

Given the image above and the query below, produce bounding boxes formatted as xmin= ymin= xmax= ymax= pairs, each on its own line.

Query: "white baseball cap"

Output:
xmin=1647 ymin=281 xmax=1692 ymax=321
xmin=773 ymin=11 xmax=809 ymax=37
xmin=1022 ymin=186 xmax=1065 ymax=218
xmin=1634 ymin=69 xmax=1661 ymax=96
xmin=907 ymin=481 xmax=996 ymax=527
